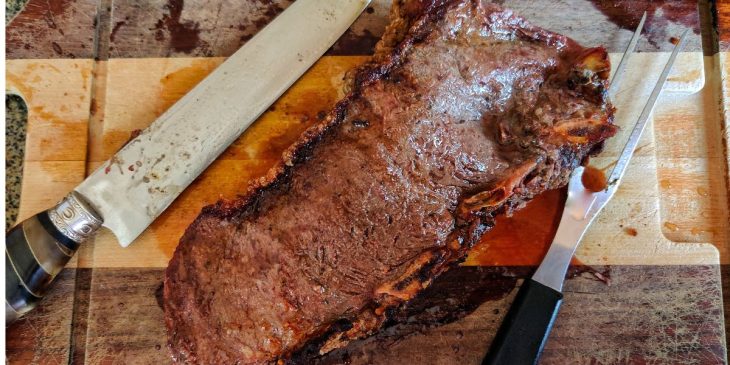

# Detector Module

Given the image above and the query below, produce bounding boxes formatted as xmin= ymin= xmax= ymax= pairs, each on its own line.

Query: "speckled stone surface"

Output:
xmin=6 ymin=94 xmax=27 ymax=229
xmin=6 ymin=0 xmax=29 ymax=22
xmin=6 ymin=1 xmax=30 ymax=228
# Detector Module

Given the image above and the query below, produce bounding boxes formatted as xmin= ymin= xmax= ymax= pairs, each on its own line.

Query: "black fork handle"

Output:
xmin=482 ymin=279 xmax=563 ymax=365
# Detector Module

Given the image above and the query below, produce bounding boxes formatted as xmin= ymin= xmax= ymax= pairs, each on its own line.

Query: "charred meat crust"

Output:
xmin=164 ymin=1 xmax=616 ymax=363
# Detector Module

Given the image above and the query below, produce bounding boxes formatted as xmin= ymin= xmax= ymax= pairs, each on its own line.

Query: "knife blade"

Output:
xmin=6 ymin=0 xmax=370 ymax=323
xmin=79 ymin=0 xmax=370 ymax=247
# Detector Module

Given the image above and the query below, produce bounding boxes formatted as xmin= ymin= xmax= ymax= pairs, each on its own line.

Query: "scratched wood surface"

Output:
xmin=710 ymin=0 xmax=730 ymax=355
xmin=5 ymin=0 xmax=729 ymax=364
xmin=4 ymin=269 xmax=77 ymax=364
xmin=313 ymin=265 xmax=726 ymax=365
xmin=76 ymin=266 xmax=725 ymax=365
xmin=714 ymin=0 xmax=730 ymax=218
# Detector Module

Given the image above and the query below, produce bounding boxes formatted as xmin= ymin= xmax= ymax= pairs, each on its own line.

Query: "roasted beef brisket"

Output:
xmin=164 ymin=1 xmax=616 ymax=363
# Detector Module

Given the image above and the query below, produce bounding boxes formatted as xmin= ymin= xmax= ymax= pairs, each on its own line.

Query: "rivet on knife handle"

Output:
xmin=5 ymin=191 xmax=102 ymax=323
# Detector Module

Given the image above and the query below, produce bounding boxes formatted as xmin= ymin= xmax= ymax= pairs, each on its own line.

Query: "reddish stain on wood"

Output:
xmin=153 ymin=0 xmax=202 ymax=54
xmin=51 ymin=41 xmax=63 ymax=55
xmin=6 ymin=0 xmax=96 ymax=59
xmin=718 ymin=1 xmax=730 ymax=50
xmin=89 ymin=98 xmax=98 ymax=116
xmin=126 ymin=129 xmax=143 ymax=145
xmin=328 ymin=28 xmax=380 ymax=56
xmin=588 ymin=0 xmax=700 ymax=47
xmin=110 ymin=20 xmax=127 ymax=43
xmin=567 ymin=264 xmax=612 ymax=285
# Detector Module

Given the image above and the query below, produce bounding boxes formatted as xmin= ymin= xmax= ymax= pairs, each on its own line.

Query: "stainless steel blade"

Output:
xmin=532 ymin=27 xmax=689 ymax=293
xmin=76 ymin=0 xmax=370 ymax=246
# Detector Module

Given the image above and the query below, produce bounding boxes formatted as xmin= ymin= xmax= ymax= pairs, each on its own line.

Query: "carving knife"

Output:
xmin=5 ymin=0 xmax=371 ymax=323
xmin=482 ymin=26 xmax=689 ymax=365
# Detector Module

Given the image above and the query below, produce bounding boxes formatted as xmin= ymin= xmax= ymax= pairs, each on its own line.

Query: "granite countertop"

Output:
xmin=6 ymin=0 xmax=30 ymax=228
xmin=6 ymin=0 xmax=27 ymax=22
xmin=5 ymin=95 xmax=26 ymax=229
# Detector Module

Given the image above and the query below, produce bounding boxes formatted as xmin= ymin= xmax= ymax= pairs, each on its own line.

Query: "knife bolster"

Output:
xmin=5 ymin=192 xmax=102 ymax=323
xmin=47 ymin=191 xmax=103 ymax=243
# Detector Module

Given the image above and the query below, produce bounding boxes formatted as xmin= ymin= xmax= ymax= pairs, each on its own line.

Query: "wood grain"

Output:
xmin=712 ymin=1 xmax=730 ymax=343
xmin=84 ymin=269 xmax=168 ymax=364
xmin=6 ymin=0 xmax=97 ymax=59
xmin=503 ymin=0 xmax=702 ymax=52
xmin=717 ymin=1 xmax=730 ymax=51
xmin=99 ymin=0 xmax=703 ymax=58
xmin=6 ymin=59 xmax=94 ymax=162
xmin=4 ymin=59 xmax=96 ymax=365
xmin=77 ymin=265 xmax=726 ymax=364
xmin=107 ymin=0 xmax=291 ymax=58
xmin=6 ymin=59 xmax=95 ymax=267
xmin=654 ymin=62 xmax=730 ymax=251
xmin=16 ymin=161 xmax=86 ymax=221
xmin=4 ymin=0 xmax=705 ymax=60
xmin=4 ymin=0 xmax=728 ymax=363
xmin=89 ymin=159 xmax=275 ymax=267
xmin=5 ymin=269 xmax=77 ymax=365
xmin=312 ymin=265 xmax=726 ymax=364
xmin=331 ymin=265 xmax=726 ymax=364
xmin=718 ymin=53 xmax=730 ymax=233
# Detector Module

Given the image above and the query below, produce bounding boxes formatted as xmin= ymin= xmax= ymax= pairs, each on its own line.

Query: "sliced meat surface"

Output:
xmin=164 ymin=1 xmax=616 ymax=363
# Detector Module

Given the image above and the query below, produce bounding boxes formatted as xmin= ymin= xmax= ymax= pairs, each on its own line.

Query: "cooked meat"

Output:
xmin=164 ymin=1 xmax=616 ymax=363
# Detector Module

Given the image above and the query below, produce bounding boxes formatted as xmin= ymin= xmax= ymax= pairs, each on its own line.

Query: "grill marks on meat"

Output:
xmin=164 ymin=1 xmax=616 ymax=363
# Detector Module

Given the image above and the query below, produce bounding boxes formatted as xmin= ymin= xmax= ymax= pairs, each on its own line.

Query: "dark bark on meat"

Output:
xmin=164 ymin=1 xmax=616 ymax=364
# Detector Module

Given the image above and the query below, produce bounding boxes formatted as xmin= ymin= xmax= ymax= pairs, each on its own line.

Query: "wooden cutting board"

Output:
xmin=5 ymin=0 xmax=729 ymax=363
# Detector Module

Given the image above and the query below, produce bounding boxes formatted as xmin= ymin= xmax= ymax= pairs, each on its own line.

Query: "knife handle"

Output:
xmin=482 ymin=279 xmax=563 ymax=365
xmin=5 ymin=192 xmax=102 ymax=324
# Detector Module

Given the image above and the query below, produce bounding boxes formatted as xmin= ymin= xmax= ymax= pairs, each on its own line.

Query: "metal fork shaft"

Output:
xmin=605 ymin=28 xmax=690 ymax=190
xmin=533 ymin=28 xmax=689 ymax=293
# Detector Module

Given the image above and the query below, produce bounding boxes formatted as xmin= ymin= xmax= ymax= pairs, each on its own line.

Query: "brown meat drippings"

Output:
xmin=582 ymin=165 xmax=608 ymax=192
xmin=164 ymin=1 xmax=616 ymax=364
